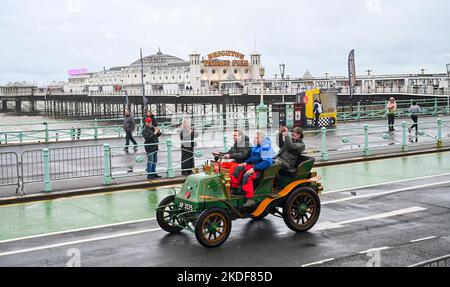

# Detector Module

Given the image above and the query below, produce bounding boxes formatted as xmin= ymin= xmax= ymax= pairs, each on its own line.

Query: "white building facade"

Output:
xmin=65 ymin=49 xmax=262 ymax=94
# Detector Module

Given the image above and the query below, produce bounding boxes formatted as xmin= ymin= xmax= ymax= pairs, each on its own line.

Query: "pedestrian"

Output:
xmin=142 ymin=117 xmax=162 ymax=179
xmin=386 ymin=97 xmax=397 ymax=132
xmin=408 ymin=101 xmax=421 ymax=134
xmin=313 ymin=99 xmax=323 ymax=127
xmin=180 ymin=119 xmax=199 ymax=175
xmin=146 ymin=111 xmax=158 ymax=127
xmin=123 ymin=110 xmax=138 ymax=152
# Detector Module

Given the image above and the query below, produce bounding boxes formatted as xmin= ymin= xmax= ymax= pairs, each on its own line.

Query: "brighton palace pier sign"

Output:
xmin=202 ymin=50 xmax=249 ymax=67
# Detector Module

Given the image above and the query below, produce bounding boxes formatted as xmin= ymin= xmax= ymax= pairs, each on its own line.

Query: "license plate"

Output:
xmin=178 ymin=201 xmax=193 ymax=211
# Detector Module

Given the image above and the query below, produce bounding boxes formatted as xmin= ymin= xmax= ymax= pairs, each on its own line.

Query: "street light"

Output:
xmin=259 ymin=66 xmax=265 ymax=105
xmin=446 ymin=64 xmax=450 ymax=89
xmin=365 ymin=69 xmax=373 ymax=76
xmin=279 ymin=63 xmax=286 ymax=103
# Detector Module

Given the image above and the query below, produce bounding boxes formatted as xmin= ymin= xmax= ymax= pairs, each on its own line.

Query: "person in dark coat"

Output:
xmin=213 ymin=130 xmax=251 ymax=163
xmin=180 ymin=119 xmax=199 ymax=175
xmin=313 ymin=99 xmax=323 ymax=127
xmin=146 ymin=111 xmax=158 ymax=127
xmin=123 ymin=110 xmax=138 ymax=152
xmin=142 ymin=117 xmax=161 ymax=179
xmin=276 ymin=126 xmax=305 ymax=171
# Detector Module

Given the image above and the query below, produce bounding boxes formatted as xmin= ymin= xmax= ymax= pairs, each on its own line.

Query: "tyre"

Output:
xmin=156 ymin=195 xmax=183 ymax=233
xmin=195 ymin=208 xmax=232 ymax=248
xmin=282 ymin=187 xmax=321 ymax=233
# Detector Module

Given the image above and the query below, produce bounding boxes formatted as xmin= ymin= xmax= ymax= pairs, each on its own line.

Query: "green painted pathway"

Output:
xmin=0 ymin=152 xmax=449 ymax=242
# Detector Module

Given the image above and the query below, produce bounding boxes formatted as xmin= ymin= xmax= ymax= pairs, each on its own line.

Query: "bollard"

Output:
xmin=321 ymin=127 xmax=329 ymax=161
xmin=94 ymin=119 xmax=98 ymax=140
xmin=103 ymin=144 xmax=112 ymax=185
xmin=42 ymin=148 xmax=52 ymax=192
xmin=402 ymin=121 xmax=408 ymax=152
xmin=44 ymin=122 xmax=49 ymax=142
xmin=166 ymin=139 xmax=175 ymax=178
xmin=223 ymin=135 xmax=228 ymax=153
xmin=437 ymin=118 xmax=443 ymax=148
xmin=363 ymin=124 xmax=370 ymax=156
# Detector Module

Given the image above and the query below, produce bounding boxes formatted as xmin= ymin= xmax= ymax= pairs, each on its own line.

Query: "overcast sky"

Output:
xmin=1 ymin=0 xmax=450 ymax=85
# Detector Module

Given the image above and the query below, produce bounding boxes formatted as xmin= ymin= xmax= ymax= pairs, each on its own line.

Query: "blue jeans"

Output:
xmin=147 ymin=152 xmax=157 ymax=177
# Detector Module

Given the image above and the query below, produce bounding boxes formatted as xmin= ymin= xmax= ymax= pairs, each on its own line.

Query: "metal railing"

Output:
xmin=0 ymin=152 xmax=20 ymax=192
xmin=1 ymin=116 xmax=450 ymax=195
xmin=409 ymin=254 xmax=450 ymax=267
xmin=338 ymin=98 xmax=450 ymax=122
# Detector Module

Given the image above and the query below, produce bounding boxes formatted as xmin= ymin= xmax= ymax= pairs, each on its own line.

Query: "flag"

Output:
xmin=348 ymin=49 xmax=356 ymax=98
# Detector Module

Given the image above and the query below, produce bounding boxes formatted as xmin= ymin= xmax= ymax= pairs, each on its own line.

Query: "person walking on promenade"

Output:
xmin=146 ymin=111 xmax=158 ymax=127
xmin=313 ymin=99 xmax=323 ymax=127
xmin=142 ymin=117 xmax=162 ymax=179
xmin=408 ymin=101 xmax=421 ymax=135
xmin=386 ymin=97 xmax=397 ymax=132
xmin=123 ymin=110 xmax=138 ymax=152
xmin=180 ymin=119 xmax=199 ymax=175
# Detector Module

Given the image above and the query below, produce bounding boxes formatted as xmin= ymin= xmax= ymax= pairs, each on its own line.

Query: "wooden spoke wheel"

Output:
xmin=195 ymin=208 xmax=231 ymax=248
xmin=283 ymin=187 xmax=321 ymax=233
xmin=156 ymin=195 xmax=184 ymax=233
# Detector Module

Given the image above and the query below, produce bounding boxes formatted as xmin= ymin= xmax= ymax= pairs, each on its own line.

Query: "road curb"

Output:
xmin=1 ymin=147 xmax=449 ymax=206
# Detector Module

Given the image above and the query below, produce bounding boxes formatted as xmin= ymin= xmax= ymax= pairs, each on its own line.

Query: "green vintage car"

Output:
xmin=156 ymin=156 xmax=323 ymax=248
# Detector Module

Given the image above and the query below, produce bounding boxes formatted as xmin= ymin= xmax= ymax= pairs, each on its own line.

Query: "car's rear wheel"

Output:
xmin=282 ymin=187 xmax=321 ymax=232
xmin=195 ymin=208 xmax=232 ymax=248
xmin=156 ymin=195 xmax=183 ymax=233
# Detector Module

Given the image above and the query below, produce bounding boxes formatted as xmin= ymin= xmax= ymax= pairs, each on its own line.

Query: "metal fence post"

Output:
xmin=18 ymin=132 xmax=24 ymax=144
xmin=44 ymin=122 xmax=49 ymax=142
xmin=321 ymin=127 xmax=329 ymax=161
xmin=402 ymin=121 xmax=409 ymax=152
xmin=42 ymin=148 xmax=52 ymax=192
xmin=447 ymin=97 xmax=449 ymax=115
xmin=434 ymin=98 xmax=438 ymax=116
xmin=166 ymin=139 xmax=175 ymax=178
xmin=103 ymin=144 xmax=112 ymax=185
xmin=363 ymin=124 xmax=370 ymax=156
xmin=223 ymin=135 xmax=228 ymax=152
xmin=94 ymin=119 xmax=98 ymax=140
xmin=356 ymin=102 xmax=361 ymax=120
xmin=437 ymin=118 xmax=443 ymax=148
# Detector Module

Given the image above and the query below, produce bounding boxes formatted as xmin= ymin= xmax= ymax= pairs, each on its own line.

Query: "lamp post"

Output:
xmin=279 ymin=63 xmax=286 ymax=103
xmin=256 ymin=66 xmax=268 ymax=129
xmin=446 ymin=64 xmax=450 ymax=89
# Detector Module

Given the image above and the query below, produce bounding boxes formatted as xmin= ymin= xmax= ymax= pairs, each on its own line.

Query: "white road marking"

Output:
xmin=359 ymin=246 xmax=392 ymax=254
xmin=313 ymin=207 xmax=426 ymax=231
xmin=322 ymin=180 xmax=450 ymax=205
xmin=0 ymin=217 xmax=156 ymax=245
xmin=0 ymin=228 xmax=162 ymax=257
xmin=323 ymin=172 xmax=450 ymax=194
xmin=359 ymin=247 xmax=391 ymax=254
xmin=410 ymin=236 xmax=437 ymax=243
xmin=301 ymin=258 xmax=335 ymax=267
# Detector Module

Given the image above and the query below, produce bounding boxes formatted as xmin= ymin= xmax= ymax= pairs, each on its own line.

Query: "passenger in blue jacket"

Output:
xmin=231 ymin=131 xmax=274 ymax=207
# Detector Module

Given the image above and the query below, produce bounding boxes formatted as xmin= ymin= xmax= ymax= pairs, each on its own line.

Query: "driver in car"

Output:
xmin=230 ymin=131 xmax=275 ymax=207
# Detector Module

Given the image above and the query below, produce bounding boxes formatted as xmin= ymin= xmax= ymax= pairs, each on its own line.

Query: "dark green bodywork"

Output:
xmin=174 ymin=158 xmax=320 ymax=214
